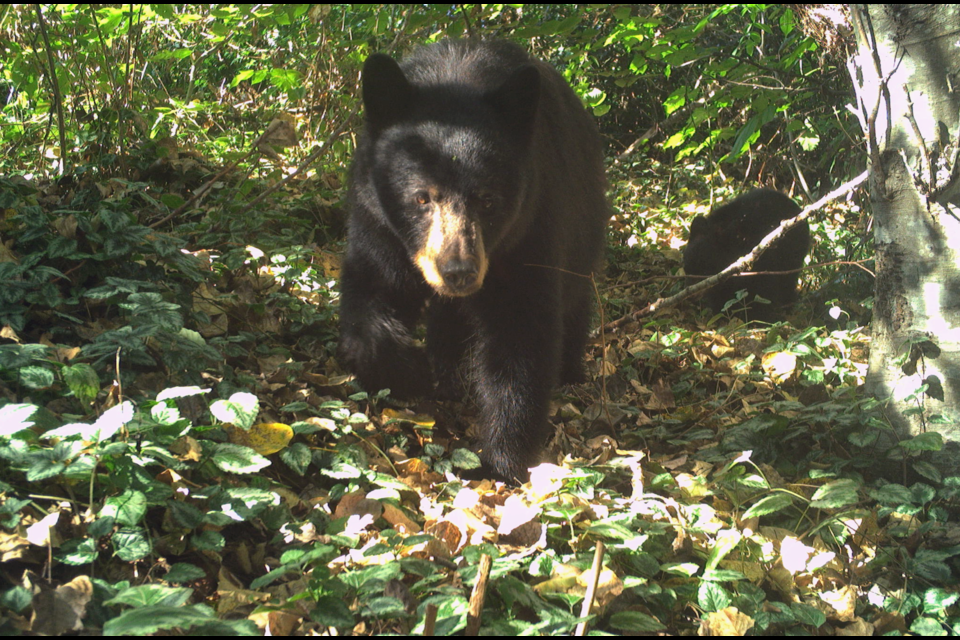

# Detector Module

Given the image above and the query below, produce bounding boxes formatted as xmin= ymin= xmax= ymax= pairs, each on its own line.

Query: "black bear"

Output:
xmin=337 ymin=40 xmax=609 ymax=482
xmin=683 ymin=189 xmax=810 ymax=322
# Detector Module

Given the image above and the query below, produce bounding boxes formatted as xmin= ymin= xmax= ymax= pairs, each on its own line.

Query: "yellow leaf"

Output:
xmin=698 ymin=607 xmax=755 ymax=636
xmin=382 ymin=408 xmax=435 ymax=427
xmin=226 ymin=422 xmax=293 ymax=455
xmin=533 ymin=574 xmax=579 ymax=594
xmin=761 ymin=351 xmax=797 ymax=384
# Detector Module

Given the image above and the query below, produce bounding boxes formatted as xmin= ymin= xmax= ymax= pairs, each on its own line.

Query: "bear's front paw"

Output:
xmin=338 ymin=336 xmax=433 ymax=399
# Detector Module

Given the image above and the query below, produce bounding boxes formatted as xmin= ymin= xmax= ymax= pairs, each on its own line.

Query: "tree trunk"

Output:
xmin=849 ymin=5 xmax=960 ymax=470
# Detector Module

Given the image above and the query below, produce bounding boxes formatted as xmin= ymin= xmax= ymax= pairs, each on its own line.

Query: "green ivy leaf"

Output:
xmin=661 ymin=562 xmax=699 ymax=576
xmin=280 ymin=442 xmax=312 ymax=475
xmin=811 ymin=479 xmax=859 ymax=509
xmin=900 ymin=432 xmax=944 ymax=452
xmin=102 ymin=490 xmax=147 ymax=527
xmin=790 ymin=602 xmax=826 ymax=627
xmin=156 ymin=386 xmax=209 ymax=401
xmin=609 ymin=611 xmax=667 ymax=632
xmin=19 ymin=365 xmax=54 ymax=389
xmin=106 ymin=585 xmax=193 ymax=608
xmin=913 ymin=461 xmax=942 ymax=483
xmin=698 ymin=581 xmax=732 ymax=612
xmin=57 ymin=537 xmax=98 ymax=565
xmin=451 ymin=448 xmax=481 ymax=470
xmin=923 ymin=588 xmax=960 ymax=615
xmin=743 ymin=493 xmax=794 ymax=519
xmin=910 ymin=550 xmax=952 ymax=583
xmin=169 ymin=499 xmax=204 ymax=529
xmin=312 ymin=596 xmax=355 ymax=628
xmin=113 ymin=527 xmax=152 ymax=561
xmin=102 ymin=605 xmax=217 ymax=636
xmin=911 ymin=616 xmax=948 ymax=636
xmin=702 ymin=569 xmax=747 ymax=582
xmin=63 ymin=363 xmax=99 ymax=405
xmin=26 ymin=458 xmax=66 ymax=482
xmin=165 ymin=563 xmax=207 ymax=584
xmin=365 ymin=596 xmax=409 ymax=619
xmin=0 ymin=586 xmax=32 ymax=614
xmin=848 ymin=430 xmax=879 ymax=447
xmin=212 ymin=443 xmax=270 ymax=474
xmin=93 ymin=401 xmax=135 ymax=442
xmin=870 ymin=483 xmax=914 ymax=506
xmin=191 ymin=529 xmax=225 ymax=552
xmin=211 ymin=392 xmax=259 ymax=429
xmin=705 ymin=529 xmax=741 ymax=572
xmin=411 ymin=595 xmax=468 ymax=636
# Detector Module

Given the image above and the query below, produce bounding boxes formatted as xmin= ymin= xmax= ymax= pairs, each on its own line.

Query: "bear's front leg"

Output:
xmin=337 ymin=237 xmax=433 ymax=399
xmin=469 ymin=276 xmax=562 ymax=483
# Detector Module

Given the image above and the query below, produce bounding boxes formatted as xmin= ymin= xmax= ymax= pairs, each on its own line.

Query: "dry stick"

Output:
xmin=423 ymin=603 xmax=438 ymax=636
xmin=604 ymin=170 xmax=870 ymax=331
xmin=574 ymin=541 xmax=606 ymax=637
xmin=465 ymin=553 xmax=493 ymax=636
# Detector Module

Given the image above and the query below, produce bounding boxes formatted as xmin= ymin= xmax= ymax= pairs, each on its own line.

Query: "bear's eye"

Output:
xmin=414 ymin=191 xmax=431 ymax=206
xmin=477 ymin=194 xmax=495 ymax=210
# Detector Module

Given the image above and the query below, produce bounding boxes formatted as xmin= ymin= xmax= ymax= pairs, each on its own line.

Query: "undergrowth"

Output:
xmin=2 ymin=164 xmax=959 ymax=636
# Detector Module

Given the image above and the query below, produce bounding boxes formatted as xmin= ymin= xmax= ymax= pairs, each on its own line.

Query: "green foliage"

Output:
xmin=0 ymin=3 xmax=949 ymax=638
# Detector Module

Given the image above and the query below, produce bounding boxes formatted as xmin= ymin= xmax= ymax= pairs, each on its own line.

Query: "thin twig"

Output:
xmin=574 ymin=541 xmax=605 ymax=636
xmin=465 ymin=553 xmax=493 ymax=635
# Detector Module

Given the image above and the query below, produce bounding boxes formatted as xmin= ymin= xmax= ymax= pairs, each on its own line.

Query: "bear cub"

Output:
xmin=337 ymin=40 xmax=609 ymax=482
xmin=683 ymin=189 xmax=810 ymax=322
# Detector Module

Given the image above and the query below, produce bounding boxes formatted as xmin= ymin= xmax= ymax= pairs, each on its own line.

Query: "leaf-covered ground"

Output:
xmin=1 ymin=157 xmax=959 ymax=637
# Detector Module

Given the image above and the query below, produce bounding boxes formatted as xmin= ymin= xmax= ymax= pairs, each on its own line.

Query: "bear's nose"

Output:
xmin=439 ymin=257 xmax=480 ymax=292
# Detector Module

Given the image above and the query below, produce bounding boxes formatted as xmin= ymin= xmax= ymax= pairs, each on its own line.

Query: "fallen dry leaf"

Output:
xmin=697 ymin=606 xmax=755 ymax=636
xmin=383 ymin=503 xmax=421 ymax=534
xmin=577 ymin=566 xmax=624 ymax=606
xmin=836 ymin=617 xmax=875 ymax=636
xmin=169 ymin=435 xmax=203 ymax=462
xmin=334 ymin=491 xmax=383 ymax=521
xmin=0 ymin=531 xmax=31 ymax=562
xmin=820 ymin=585 xmax=857 ymax=622
xmin=497 ymin=495 xmax=539 ymax=536
xmin=425 ymin=513 xmax=466 ymax=554
xmin=29 ymin=575 xmax=92 ymax=636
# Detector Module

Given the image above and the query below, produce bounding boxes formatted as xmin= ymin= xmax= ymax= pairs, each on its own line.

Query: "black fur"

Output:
xmin=684 ymin=189 xmax=810 ymax=322
xmin=337 ymin=40 xmax=609 ymax=482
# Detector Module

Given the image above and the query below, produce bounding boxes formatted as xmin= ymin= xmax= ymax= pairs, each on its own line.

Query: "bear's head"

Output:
xmin=359 ymin=51 xmax=541 ymax=297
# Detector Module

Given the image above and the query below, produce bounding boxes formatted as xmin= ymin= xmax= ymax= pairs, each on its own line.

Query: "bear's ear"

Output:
xmin=487 ymin=64 xmax=541 ymax=138
xmin=362 ymin=54 xmax=414 ymax=130
xmin=689 ymin=216 xmax=709 ymax=238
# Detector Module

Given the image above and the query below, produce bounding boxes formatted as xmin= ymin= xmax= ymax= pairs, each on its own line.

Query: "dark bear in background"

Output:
xmin=337 ymin=40 xmax=609 ymax=482
xmin=683 ymin=189 xmax=810 ymax=322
